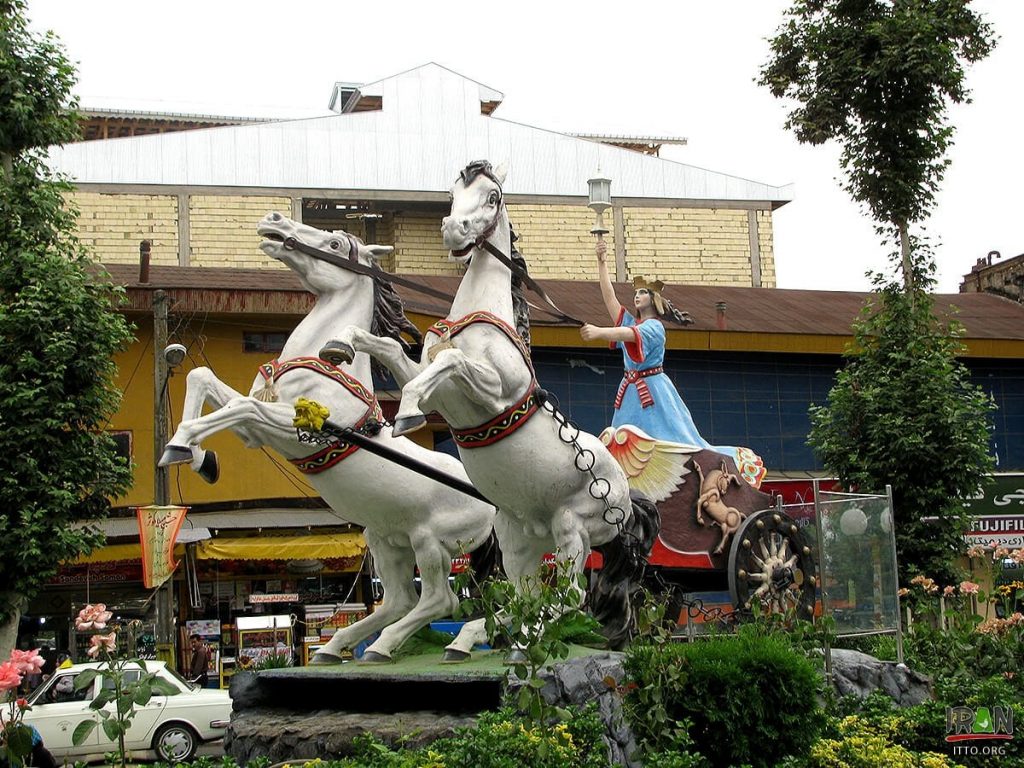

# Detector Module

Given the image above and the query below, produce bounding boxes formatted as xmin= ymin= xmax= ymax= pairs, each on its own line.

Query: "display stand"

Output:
xmin=237 ymin=614 xmax=293 ymax=670
xmin=302 ymin=603 xmax=368 ymax=663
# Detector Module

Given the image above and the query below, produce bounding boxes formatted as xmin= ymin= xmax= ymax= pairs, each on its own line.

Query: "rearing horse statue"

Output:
xmin=322 ymin=161 xmax=659 ymax=656
xmin=159 ymin=213 xmax=497 ymax=663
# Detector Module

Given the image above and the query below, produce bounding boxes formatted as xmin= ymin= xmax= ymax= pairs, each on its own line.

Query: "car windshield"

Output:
xmin=160 ymin=665 xmax=194 ymax=692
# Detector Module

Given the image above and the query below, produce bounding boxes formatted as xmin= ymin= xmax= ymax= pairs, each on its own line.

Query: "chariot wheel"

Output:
xmin=727 ymin=509 xmax=816 ymax=620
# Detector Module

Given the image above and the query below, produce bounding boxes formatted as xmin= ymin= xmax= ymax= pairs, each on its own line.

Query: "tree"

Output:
xmin=760 ymin=1 xmax=998 ymax=583
xmin=759 ymin=0 xmax=995 ymax=289
xmin=0 ymin=0 xmax=133 ymax=654
xmin=807 ymin=249 xmax=995 ymax=585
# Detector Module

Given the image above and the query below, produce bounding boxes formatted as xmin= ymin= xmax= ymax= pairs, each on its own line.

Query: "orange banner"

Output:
xmin=135 ymin=505 xmax=188 ymax=588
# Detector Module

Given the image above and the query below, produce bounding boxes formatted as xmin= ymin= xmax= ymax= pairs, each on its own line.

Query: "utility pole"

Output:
xmin=152 ymin=287 xmax=175 ymax=663
xmin=153 ymin=288 xmax=170 ymax=507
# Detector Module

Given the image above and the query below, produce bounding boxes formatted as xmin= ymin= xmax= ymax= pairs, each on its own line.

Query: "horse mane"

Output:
xmin=370 ymin=266 xmax=423 ymax=379
xmin=509 ymin=222 xmax=531 ymax=350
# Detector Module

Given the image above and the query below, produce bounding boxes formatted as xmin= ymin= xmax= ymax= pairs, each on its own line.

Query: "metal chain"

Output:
xmin=535 ymin=389 xmax=646 ymax=576
xmin=537 ymin=388 xmax=738 ymax=630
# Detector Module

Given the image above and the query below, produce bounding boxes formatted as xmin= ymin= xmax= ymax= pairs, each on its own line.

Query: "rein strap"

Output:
xmin=284 ymin=236 xmax=456 ymax=304
xmin=285 ymin=232 xmax=583 ymax=327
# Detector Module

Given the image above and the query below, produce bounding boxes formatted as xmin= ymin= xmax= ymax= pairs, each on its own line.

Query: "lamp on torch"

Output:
xmin=587 ymin=174 xmax=611 ymax=238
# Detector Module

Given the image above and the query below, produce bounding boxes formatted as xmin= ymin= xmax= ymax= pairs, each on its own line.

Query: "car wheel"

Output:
xmin=153 ymin=722 xmax=198 ymax=763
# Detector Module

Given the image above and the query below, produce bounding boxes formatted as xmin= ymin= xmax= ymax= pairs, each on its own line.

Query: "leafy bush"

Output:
xmin=824 ymin=682 xmax=1024 ymax=768
xmin=800 ymin=713 xmax=958 ymax=768
xmin=623 ymin=627 xmax=824 ymax=768
xmin=161 ymin=708 xmax=608 ymax=768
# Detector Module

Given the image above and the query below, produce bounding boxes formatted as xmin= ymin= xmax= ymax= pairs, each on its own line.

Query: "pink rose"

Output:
xmin=0 ymin=660 xmax=22 ymax=692
xmin=10 ymin=648 xmax=44 ymax=675
xmin=76 ymin=603 xmax=113 ymax=631
xmin=86 ymin=632 xmax=117 ymax=658
xmin=943 ymin=586 xmax=956 ymax=597
xmin=16 ymin=698 xmax=28 ymax=710
xmin=959 ymin=580 xmax=980 ymax=595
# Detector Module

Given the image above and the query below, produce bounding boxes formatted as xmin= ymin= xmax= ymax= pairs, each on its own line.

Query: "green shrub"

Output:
xmin=803 ymin=714 xmax=959 ymax=767
xmin=624 ymin=627 xmax=824 ymax=768
xmin=438 ymin=707 xmax=607 ymax=768
xmin=824 ymin=680 xmax=1024 ymax=768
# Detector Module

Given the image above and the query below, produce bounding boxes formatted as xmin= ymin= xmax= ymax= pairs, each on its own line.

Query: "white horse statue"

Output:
xmin=159 ymin=212 xmax=497 ymax=663
xmin=320 ymin=161 xmax=660 ymax=658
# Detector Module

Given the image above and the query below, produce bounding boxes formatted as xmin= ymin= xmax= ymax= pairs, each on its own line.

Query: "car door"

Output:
xmin=25 ymin=670 xmax=100 ymax=758
xmin=96 ymin=668 xmax=170 ymax=751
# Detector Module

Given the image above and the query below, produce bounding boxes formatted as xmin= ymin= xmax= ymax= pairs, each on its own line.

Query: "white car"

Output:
xmin=23 ymin=661 xmax=231 ymax=763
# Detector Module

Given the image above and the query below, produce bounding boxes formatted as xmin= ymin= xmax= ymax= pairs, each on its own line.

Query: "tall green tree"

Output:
xmin=0 ymin=0 xmax=133 ymax=654
xmin=759 ymin=0 xmax=994 ymax=289
xmin=760 ymin=0 xmax=998 ymax=584
xmin=807 ymin=250 xmax=995 ymax=585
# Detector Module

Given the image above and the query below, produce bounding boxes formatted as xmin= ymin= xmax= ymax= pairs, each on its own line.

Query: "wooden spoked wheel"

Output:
xmin=727 ymin=509 xmax=817 ymax=619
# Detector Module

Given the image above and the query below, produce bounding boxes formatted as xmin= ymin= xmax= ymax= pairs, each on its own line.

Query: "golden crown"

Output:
xmin=631 ymin=276 xmax=666 ymax=315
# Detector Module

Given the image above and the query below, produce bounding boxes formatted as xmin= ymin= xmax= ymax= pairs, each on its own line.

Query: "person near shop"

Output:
xmin=188 ymin=634 xmax=211 ymax=688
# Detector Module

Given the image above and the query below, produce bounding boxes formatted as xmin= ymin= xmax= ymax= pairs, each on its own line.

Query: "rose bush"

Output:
xmin=0 ymin=647 xmax=42 ymax=768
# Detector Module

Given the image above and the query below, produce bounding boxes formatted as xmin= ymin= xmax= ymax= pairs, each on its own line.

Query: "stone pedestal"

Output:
xmin=224 ymin=647 xmax=640 ymax=765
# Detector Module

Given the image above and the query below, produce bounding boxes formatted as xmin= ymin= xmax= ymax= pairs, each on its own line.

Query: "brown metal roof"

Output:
xmin=99 ymin=263 xmax=1024 ymax=344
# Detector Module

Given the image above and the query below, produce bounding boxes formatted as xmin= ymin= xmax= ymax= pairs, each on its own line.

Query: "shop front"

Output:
xmin=20 ymin=508 xmax=371 ymax=687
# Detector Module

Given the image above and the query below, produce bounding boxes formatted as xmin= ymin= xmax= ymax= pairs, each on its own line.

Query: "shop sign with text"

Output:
xmin=965 ymin=515 xmax=1024 ymax=550
xmin=248 ymin=593 xmax=300 ymax=604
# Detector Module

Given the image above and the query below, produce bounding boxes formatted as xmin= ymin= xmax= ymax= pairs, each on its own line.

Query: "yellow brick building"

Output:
xmin=54 ymin=64 xmax=791 ymax=291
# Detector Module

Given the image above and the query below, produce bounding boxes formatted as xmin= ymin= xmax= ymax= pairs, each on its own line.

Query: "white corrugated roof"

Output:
xmin=47 ymin=63 xmax=792 ymax=203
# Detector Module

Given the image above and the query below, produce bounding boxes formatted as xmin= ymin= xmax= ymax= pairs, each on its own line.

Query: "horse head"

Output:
xmin=442 ymin=160 xmax=508 ymax=262
xmin=258 ymin=211 xmax=392 ymax=296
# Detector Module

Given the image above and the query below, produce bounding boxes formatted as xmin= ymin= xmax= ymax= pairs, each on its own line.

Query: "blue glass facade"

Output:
xmin=529 ymin=349 xmax=1024 ymax=473
xmin=420 ymin=348 xmax=1024 ymax=472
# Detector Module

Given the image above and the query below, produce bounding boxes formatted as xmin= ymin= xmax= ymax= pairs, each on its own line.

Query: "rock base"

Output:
xmin=829 ymin=648 xmax=932 ymax=706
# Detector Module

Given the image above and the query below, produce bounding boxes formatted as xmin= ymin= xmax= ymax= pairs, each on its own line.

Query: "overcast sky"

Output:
xmin=25 ymin=0 xmax=1023 ymax=294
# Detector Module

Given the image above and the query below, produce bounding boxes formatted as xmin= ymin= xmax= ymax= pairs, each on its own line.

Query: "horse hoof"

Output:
xmin=441 ymin=648 xmax=471 ymax=664
xmin=358 ymin=651 xmax=393 ymax=664
xmin=310 ymin=652 xmax=345 ymax=666
xmin=393 ymin=414 xmax=427 ymax=436
xmin=158 ymin=445 xmax=192 ymax=467
xmin=197 ymin=451 xmax=220 ymax=484
xmin=319 ymin=341 xmax=354 ymax=366
xmin=504 ymin=649 xmax=528 ymax=666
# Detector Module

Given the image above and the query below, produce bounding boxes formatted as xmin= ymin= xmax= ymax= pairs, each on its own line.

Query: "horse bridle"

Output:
xmin=458 ymin=166 xmax=583 ymax=326
xmin=282 ymin=233 xmax=458 ymax=305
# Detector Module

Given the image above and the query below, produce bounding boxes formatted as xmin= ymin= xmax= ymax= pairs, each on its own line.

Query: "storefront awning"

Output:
xmin=72 ymin=528 xmax=212 ymax=564
xmin=194 ymin=533 xmax=365 ymax=561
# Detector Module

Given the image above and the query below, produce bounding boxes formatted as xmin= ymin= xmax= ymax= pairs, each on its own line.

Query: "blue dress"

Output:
xmin=611 ymin=308 xmax=754 ymax=472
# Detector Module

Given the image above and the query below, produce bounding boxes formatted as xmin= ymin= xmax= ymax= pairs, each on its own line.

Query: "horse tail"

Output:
xmin=590 ymin=491 xmax=661 ymax=650
xmin=467 ymin=529 xmax=503 ymax=585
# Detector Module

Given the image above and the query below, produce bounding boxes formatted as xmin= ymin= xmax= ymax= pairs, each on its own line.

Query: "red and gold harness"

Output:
xmin=257 ymin=357 xmax=383 ymax=474
xmin=426 ymin=311 xmax=540 ymax=449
